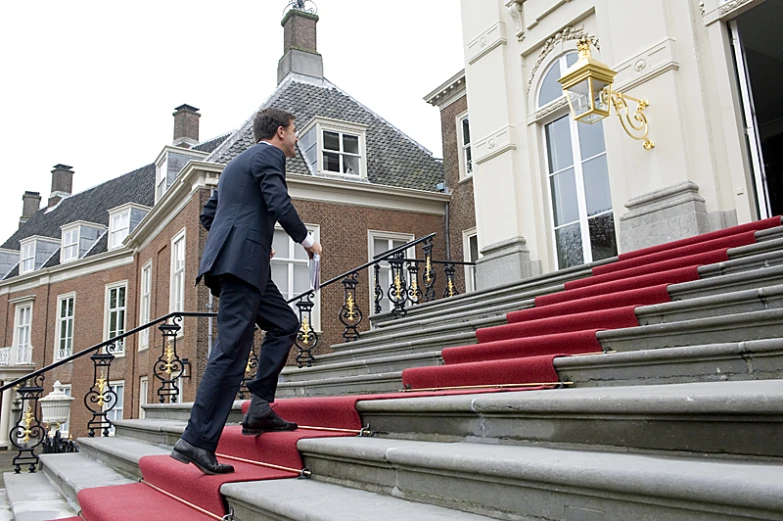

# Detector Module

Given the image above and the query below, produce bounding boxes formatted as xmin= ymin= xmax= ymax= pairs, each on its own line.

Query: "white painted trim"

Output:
xmin=139 ymin=260 xmax=152 ymax=351
xmin=456 ymin=110 xmax=473 ymax=182
xmin=104 ymin=281 xmax=129 ymax=358
xmin=138 ymin=376 xmax=148 ymax=419
xmin=8 ymin=295 xmax=35 ymax=304
xmin=169 ymin=227 xmax=187 ymax=316
xmin=12 ymin=300 xmax=33 ymax=352
xmin=272 ymin=223 xmax=322 ymax=331
xmin=367 ymin=230 xmax=415 ymax=315
xmin=59 ymin=220 xmax=106 ymax=232
xmin=424 ymin=69 xmax=466 ymax=105
xmin=107 ymin=202 xmax=153 ymax=215
xmin=467 ymin=21 xmax=507 ymax=65
xmin=53 ymin=292 xmax=76 ymax=361
xmin=462 ymin=228 xmax=479 ymax=293
xmin=19 ymin=236 xmax=60 ymax=246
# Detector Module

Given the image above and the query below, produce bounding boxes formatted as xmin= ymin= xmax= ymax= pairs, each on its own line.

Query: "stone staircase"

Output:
xmin=4 ymin=222 xmax=783 ymax=520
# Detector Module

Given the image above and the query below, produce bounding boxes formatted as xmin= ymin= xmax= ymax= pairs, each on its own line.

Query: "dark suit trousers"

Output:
xmin=182 ymin=274 xmax=299 ymax=451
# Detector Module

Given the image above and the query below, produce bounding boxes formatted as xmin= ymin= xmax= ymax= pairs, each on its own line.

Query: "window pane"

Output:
xmin=294 ymin=239 xmax=310 ymax=261
xmin=538 ymin=61 xmax=565 ymax=107
xmin=323 ymin=131 xmax=340 ymax=151
xmin=273 ymin=230 xmax=290 ymax=259
xmin=582 ymin=155 xmax=612 ymax=216
xmin=374 ymin=238 xmax=389 ymax=257
xmin=343 ymin=134 xmax=359 ymax=154
xmin=589 ymin=212 xmax=618 ymax=261
xmin=464 ymin=147 xmax=473 ymax=175
xmin=550 ymin=168 xmax=579 ymax=226
xmin=323 ymin=152 xmax=340 ymax=172
xmin=566 ymin=51 xmax=578 ymax=68
xmin=469 ymin=235 xmax=479 ymax=262
xmin=118 ymin=287 xmax=125 ymax=305
xmin=461 ymin=118 xmax=471 ymax=146
xmin=271 ymin=263 xmax=289 ymax=296
xmin=578 ymin=118 xmax=606 ymax=160
xmin=545 ymin=117 xmax=574 ymax=173
xmin=555 ymin=222 xmax=584 ymax=268
xmin=343 ymin=155 xmax=360 ymax=175
xmin=300 ymin=127 xmax=316 ymax=151
xmin=110 ymin=289 xmax=116 ymax=308
xmin=294 ymin=264 xmax=309 ymax=294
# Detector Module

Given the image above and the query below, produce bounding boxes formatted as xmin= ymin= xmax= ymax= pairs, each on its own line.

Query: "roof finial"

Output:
xmin=284 ymin=0 xmax=317 ymax=16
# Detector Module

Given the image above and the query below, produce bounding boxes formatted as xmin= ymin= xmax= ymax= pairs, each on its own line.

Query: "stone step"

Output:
xmin=597 ymin=308 xmax=783 ymax=352
xmin=306 ymin=265 xmax=783 ymax=373
xmin=276 ymin=371 xmax=404 ymax=399
xmin=325 ymin=249 xmax=783 ymax=366
xmin=357 ymin=379 xmax=783 ymax=460
xmin=74 ymin=435 xmax=169 ymax=481
xmin=637 ymin=283 xmax=783 ymax=325
xmin=142 ymin=399 xmax=244 ymax=422
xmin=37 ymin=451 xmax=134 ymax=511
xmin=111 ymin=418 xmax=187 ymax=446
xmin=296 ymin=436 xmax=783 ymax=521
xmin=0 ymin=489 xmax=11 ymax=521
xmin=280 ymin=350 xmax=443 ymax=384
xmin=222 ymin=478 xmax=498 ymax=521
xmin=556 ymin=337 xmax=783 ymax=387
xmin=368 ymin=225 xmax=783 ymax=332
xmin=3 ymin=471 xmax=78 ymax=521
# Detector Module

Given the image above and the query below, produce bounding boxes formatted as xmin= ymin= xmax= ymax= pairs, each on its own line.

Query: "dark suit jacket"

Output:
xmin=197 ymin=142 xmax=308 ymax=296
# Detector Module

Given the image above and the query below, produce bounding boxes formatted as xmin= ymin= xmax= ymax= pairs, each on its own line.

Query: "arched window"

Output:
xmin=538 ymin=53 xmax=617 ymax=269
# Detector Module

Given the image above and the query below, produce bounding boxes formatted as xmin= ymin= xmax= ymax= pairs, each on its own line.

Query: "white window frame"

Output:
xmin=298 ymin=117 xmax=369 ymax=179
xmin=104 ymin=380 xmax=124 ymax=436
xmin=13 ymin=301 xmax=33 ymax=351
xmin=60 ymin=384 xmax=72 ymax=435
xmin=368 ymin=231 xmax=416 ymax=315
xmin=270 ymin=224 xmax=321 ymax=331
xmin=139 ymin=376 xmax=148 ymax=419
xmin=169 ymin=229 xmax=186 ymax=314
xmin=104 ymin=281 xmax=128 ymax=356
xmin=19 ymin=240 xmax=36 ymax=274
xmin=60 ymin=225 xmax=80 ymax=263
xmin=139 ymin=260 xmax=152 ymax=350
xmin=456 ymin=111 xmax=473 ymax=181
xmin=109 ymin=210 xmax=131 ymax=250
xmin=462 ymin=228 xmax=479 ymax=293
xmin=55 ymin=293 xmax=76 ymax=361
xmin=156 ymin=156 xmax=169 ymax=203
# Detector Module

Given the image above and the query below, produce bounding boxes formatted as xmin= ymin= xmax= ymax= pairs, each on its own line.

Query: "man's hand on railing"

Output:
xmin=305 ymin=240 xmax=322 ymax=259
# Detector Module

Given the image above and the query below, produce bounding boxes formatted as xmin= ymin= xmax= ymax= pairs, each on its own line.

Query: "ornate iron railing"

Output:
xmin=0 ymin=312 xmax=215 ymax=473
xmin=287 ymin=233 xmax=476 ymax=367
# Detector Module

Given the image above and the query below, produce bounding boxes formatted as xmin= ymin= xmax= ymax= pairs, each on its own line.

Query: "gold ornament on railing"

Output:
xmin=345 ymin=293 xmax=358 ymax=322
xmin=559 ymin=38 xmax=654 ymax=150
xmin=21 ymin=406 xmax=35 ymax=443
xmin=447 ymin=279 xmax=455 ymax=298
xmin=424 ymin=258 xmax=433 ymax=284
xmin=394 ymin=274 xmax=403 ymax=300
xmin=300 ymin=317 xmax=313 ymax=345
xmin=96 ymin=376 xmax=107 ymax=407
xmin=163 ymin=346 xmax=175 ymax=376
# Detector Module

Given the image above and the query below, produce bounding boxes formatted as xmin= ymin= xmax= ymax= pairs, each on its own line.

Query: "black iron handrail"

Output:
xmin=0 ymin=311 xmax=216 ymax=394
xmin=285 ymin=233 xmax=437 ymax=305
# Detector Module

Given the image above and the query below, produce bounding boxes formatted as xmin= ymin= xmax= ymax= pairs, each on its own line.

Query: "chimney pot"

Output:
xmin=173 ymin=104 xmax=200 ymax=147
xmin=49 ymin=164 xmax=74 ymax=208
xmin=20 ymin=191 xmax=41 ymax=228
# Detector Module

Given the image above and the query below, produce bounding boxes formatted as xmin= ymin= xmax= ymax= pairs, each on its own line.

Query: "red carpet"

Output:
xmin=478 ymin=306 xmax=639 ymax=343
xmin=74 ymin=218 xmax=780 ymax=520
xmin=402 ymin=355 xmax=561 ymax=389
xmin=78 ymin=483 xmax=215 ymax=521
xmin=615 ymin=216 xmax=780 ymax=261
xmin=443 ymin=329 xmax=603 ymax=365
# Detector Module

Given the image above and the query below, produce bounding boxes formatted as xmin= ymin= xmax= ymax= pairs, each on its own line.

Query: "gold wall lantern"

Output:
xmin=558 ymin=38 xmax=655 ymax=150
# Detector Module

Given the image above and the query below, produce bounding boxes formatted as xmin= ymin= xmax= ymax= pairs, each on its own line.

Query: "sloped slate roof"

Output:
xmin=208 ymin=77 xmax=444 ymax=192
xmin=2 ymin=164 xmax=155 ymax=251
xmin=193 ymin=133 xmax=232 ymax=154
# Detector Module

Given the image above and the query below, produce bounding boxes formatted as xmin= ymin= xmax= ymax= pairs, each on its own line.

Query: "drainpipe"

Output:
xmin=445 ymin=201 xmax=451 ymax=261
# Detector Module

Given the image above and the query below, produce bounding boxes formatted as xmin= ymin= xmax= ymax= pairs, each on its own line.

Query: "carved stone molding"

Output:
xmin=721 ymin=0 xmax=753 ymax=14
xmin=505 ymin=0 xmax=526 ymax=42
xmin=526 ymin=25 xmax=599 ymax=96
xmin=531 ymin=97 xmax=569 ymax=123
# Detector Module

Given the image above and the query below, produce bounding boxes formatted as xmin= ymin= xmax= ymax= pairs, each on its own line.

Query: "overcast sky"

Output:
xmin=0 ymin=1 xmax=465 ymax=245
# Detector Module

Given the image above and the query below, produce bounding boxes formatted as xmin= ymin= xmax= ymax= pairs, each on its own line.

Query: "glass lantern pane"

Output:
xmin=567 ymin=79 xmax=592 ymax=118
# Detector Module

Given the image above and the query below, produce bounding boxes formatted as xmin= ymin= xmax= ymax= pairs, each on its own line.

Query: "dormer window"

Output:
xmin=299 ymin=117 xmax=368 ymax=179
xmin=155 ymin=146 xmax=208 ymax=203
xmin=109 ymin=204 xmax=150 ymax=250
xmin=19 ymin=236 xmax=59 ymax=275
xmin=60 ymin=222 xmax=106 ymax=263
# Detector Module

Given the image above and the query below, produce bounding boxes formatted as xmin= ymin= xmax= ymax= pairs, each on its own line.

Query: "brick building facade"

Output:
xmin=0 ymin=6 xmax=472 ymax=441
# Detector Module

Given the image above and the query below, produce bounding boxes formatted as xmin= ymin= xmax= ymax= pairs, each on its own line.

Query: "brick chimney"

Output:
xmin=173 ymin=104 xmax=200 ymax=148
xmin=278 ymin=5 xmax=323 ymax=84
xmin=48 ymin=164 xmax=74 ymax=208
xmin=20 ymin=191 xmax=41 ymax=228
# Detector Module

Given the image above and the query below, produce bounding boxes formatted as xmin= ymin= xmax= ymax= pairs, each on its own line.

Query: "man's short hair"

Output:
xmin=254 ymin=108 xmax=295 ymax=142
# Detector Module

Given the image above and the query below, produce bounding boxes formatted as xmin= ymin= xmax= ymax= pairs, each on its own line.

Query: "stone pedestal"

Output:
xmin=476 ymin=236 xmax=541 ymax=290
xmin=619 ymin=181 xmax=715 ymax=253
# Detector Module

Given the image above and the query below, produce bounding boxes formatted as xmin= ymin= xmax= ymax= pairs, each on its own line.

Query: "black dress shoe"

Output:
xmin=170 ymin=438 xmax=234 ymax=475
xmin=242 ymin=396 xmax=298 ymax=435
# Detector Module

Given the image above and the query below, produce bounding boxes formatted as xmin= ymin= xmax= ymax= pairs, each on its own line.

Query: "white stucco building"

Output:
xmin=456 ymin=0 xmax=781 ymax=288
